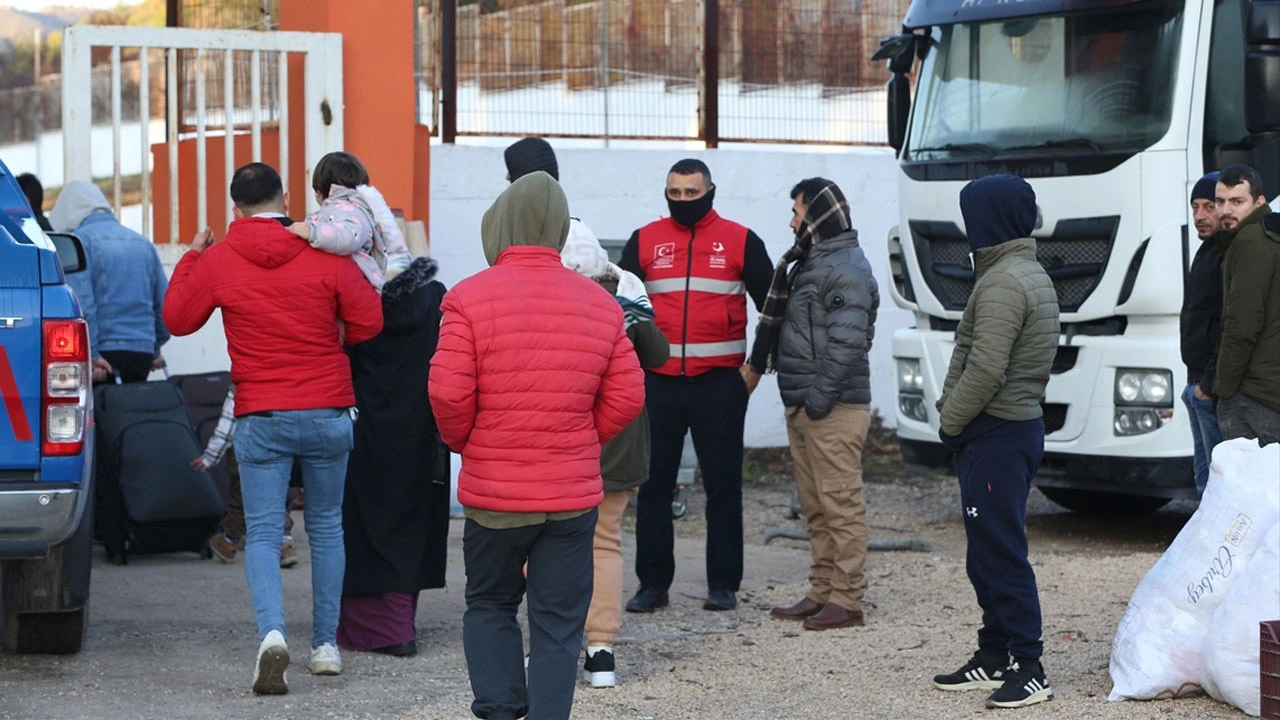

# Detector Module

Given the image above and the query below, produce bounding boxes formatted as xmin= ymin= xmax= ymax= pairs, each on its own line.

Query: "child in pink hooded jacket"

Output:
xmin=289 ymin=151 xmax=411 ymax=291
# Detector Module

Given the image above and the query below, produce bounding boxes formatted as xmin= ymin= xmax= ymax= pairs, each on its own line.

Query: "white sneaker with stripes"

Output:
xmin=985 ymin=660 xmax=1055 ymax=708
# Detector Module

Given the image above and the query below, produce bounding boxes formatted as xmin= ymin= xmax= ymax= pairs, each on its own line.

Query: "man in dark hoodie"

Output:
xmin=1179 ymin=171 xmax=1224 ymax=494
xmin=164 ymin=162 xmax=383 ymax=695
xmin=16 ymin=173 xmax=53 ymax=231
xmin=931 ymin=174 xmax=1059 ymax=709
xmin=1213 ymin=164 xmax=1280 ymax=446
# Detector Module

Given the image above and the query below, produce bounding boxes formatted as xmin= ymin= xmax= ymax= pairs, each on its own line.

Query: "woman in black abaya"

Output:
xmin=337 ymin=257 xmax=450 ymax=656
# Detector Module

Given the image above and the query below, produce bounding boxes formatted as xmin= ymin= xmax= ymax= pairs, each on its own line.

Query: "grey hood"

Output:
xmin=49 ymin=180 xmax=113 ymax=233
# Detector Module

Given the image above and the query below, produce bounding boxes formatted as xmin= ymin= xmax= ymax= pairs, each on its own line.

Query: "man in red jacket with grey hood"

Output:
xmin=164 ymin=162 xmax=382 ymax=696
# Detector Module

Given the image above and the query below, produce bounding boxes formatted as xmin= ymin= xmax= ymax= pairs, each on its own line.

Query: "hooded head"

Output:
xmin=481 ymin=171 xmax=570 ymax=266
xmin=561 ymin=219 xmax=612 ymax=280
xmin=49 ymin=180 xmax=113 ymax=233
xmin=959 ymin=174 xmax=1037 ymax=252
xmin=504 ymin=137 xmax=559 ymax=182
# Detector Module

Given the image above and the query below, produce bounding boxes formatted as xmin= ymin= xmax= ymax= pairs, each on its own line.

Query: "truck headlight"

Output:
xmin=1114 ymin=369 xmax=1173 ymax=407
xmin=1113 ymin=368 xmax=1174 ymax=436
xmin=897 ymin=359 xmax=923 ymax=393
xmin=896 ymin=358 xmax=927 ymax=422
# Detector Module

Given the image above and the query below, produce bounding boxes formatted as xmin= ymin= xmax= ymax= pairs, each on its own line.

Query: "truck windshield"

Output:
xmin=907 ymin=0 xmax=1184 ymax=161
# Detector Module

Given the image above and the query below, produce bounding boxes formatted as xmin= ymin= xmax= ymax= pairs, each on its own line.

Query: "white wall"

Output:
xmin=429 ymin=143 xmax=910 ymax=447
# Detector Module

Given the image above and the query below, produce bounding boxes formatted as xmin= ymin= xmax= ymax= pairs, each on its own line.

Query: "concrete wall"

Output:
xmin=153 ymin=143 xmax=909 ymax=448
xmin=427 ymin=143 xmax=909 ymax=447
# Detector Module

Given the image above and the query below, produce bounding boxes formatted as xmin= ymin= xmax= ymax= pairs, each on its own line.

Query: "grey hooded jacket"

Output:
xmin=776 ymin=230 xmax=879 ymax=419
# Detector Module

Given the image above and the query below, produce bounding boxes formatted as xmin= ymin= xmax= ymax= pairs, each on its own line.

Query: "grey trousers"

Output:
xmin=1219 ymin=393 xmax=1280 ymax=447
xmin=463 ymin=510 xmax=596 ymax=720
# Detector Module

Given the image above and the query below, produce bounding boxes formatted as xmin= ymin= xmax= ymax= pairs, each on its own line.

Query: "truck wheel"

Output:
xmin=1 ymin=491 xmax=94 ymax=655
xmin=3 ymin=607 xmax=86 ymax=655
xmin=1038 ymin=487 xmax=1171 ymax=516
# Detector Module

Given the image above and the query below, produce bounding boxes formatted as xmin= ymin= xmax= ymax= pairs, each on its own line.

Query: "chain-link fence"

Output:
xmin=174 ymin=0 xmax=281 ymax=131
xmin=0 ymin=59 xmax=163 ymax=145
xmin=418 ymin=0 xmax=908 ymax=145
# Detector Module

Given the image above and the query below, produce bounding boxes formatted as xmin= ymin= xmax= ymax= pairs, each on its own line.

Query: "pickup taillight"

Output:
xmin=43 ymin=319 xmax=89 ymax=456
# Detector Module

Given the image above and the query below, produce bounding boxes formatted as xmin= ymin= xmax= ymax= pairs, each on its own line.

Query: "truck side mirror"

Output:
xmin=873 ymin=33 xmax=921 ymax=152
xmin=47 ymin=232 xmax=87 ymax=275
xmin=1245 ymin=0 xmax=1280 ymax=132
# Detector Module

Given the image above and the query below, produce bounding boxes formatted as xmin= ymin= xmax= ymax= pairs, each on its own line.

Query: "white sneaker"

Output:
xmin=310 ymin=643 xmax=342 ymax=675
xmin=252 ymin=630 xmax=289 ymax=695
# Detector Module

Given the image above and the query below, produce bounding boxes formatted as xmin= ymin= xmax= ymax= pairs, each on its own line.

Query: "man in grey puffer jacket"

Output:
xmin=931 ymin=174 xmax=1059 ymax=710
xmin=750 ymin=178 xmax=878 ymax=632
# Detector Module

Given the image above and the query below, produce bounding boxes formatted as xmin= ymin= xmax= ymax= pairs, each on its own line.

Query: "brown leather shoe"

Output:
xmin=770 ymin=597 xmax=824 ymax=621
xmin=802 ymin=602 xmax=864 ymax=631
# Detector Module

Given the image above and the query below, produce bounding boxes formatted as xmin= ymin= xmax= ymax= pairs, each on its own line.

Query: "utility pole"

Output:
xmin=33 ymin=28 xmax=42 ymax=178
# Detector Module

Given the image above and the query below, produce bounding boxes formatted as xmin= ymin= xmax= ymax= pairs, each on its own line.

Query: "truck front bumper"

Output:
xmin=0 ymin=483 xmax=84 ymax=559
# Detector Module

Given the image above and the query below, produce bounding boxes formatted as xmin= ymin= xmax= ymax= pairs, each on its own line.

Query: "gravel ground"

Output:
xmin=0 ymin=434 xmax=1246 ymax=719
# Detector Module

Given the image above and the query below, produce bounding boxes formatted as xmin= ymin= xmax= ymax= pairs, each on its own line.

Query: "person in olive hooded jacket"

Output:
xmin=931 ymin=174 xmax=1059 ymax=710
xmin=1212 ymin=164 xmax=1280 ymax=446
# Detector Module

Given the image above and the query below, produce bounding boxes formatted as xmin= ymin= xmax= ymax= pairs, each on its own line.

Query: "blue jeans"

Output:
xmin=1181 ymin=384 xmax=1222 ymax=496
xmin=234 ymin=408 xmax=353 ymax=647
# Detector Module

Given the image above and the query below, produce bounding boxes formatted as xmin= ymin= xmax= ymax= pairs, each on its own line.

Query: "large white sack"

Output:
xmin=1202 ymin=522 xmax=1280 ymax=717
xmin=1109 ymin=439 xmax=1280 ymax=701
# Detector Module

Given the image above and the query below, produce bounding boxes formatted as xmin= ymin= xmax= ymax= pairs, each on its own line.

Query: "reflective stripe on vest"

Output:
xmin=644 ymin=278 xmax=746 ymax=295
xmin=670 ymin=340 xmax=748 ymax=359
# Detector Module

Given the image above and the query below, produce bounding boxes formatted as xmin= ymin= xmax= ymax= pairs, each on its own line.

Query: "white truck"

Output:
xmin=873 ymin=0 xmax=1280 ymax=513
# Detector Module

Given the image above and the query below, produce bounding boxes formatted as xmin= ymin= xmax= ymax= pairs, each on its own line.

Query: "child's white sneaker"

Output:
xmin=252 ymin=630 xmax=289 ymax=695
xmin=310 ymin=643 xmax=342 ymax=675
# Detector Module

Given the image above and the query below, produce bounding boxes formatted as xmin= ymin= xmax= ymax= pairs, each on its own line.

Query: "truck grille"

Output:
xmin=909 ymin=216 xmax=1120 ymax=313
xmin=1042 ymin=403 xmax=1068 ymax=435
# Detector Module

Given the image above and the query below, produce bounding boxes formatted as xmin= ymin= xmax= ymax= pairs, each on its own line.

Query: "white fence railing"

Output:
xmin=61 ymin=26 xmax=343 ymax=241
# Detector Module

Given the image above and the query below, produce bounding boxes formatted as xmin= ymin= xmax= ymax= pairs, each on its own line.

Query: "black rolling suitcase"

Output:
xmin=94 ymin=379 xmax=227 ymax=564
xmin=168 ymin=371 xmax=234 ymax=503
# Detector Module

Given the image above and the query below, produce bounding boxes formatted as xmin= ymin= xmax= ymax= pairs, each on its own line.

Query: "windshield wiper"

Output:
xmin=1002 ymin=138 xmax=1102 ymax=153
xmin=910 ymin=142 xmax=997 ymax=156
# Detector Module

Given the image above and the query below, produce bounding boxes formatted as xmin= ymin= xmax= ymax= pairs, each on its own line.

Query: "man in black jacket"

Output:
xmin=755 ymin=178 xmax=878 ymax=632
xmin=1179 ymin=171 xmax=1224 ymax=495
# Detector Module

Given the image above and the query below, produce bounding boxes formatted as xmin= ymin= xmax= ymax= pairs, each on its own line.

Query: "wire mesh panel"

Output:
xmin=720 ymin=0 xmax=898 ymax=144
xmin=175 ymin=0 xmax=280 ymax=131
xmin=430 ymin=0 xmax=908 ymax=144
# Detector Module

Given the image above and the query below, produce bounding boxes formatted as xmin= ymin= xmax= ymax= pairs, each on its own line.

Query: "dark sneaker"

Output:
xmin=985 ymin=660 xmax=1054 ymax=708
xmin=625 ymin=588 xmax=669 ymax=613
xmin=581 ymin=647 xmax=617 ymax=688
xmin=703 ymin=589 xmax=737 ymax=611
xmin=932 ymin=650 xmax=1009 ymax=691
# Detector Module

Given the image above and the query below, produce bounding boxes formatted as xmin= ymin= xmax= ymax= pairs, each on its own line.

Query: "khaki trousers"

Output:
xmin=786 ymin=402 xmax=871 ymax=611
xmin=585 ymin=490 xmax=631 ymax=645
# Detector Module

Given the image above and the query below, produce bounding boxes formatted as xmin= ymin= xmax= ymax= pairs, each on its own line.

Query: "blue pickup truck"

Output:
xmin=0 ymin=159 xmax=94 ymax=654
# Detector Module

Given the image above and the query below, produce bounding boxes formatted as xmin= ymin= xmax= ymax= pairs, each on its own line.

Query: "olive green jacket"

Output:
xmin=1214 ymin=205 xmax=1280 ymax=411
xmin=937 ymin=237 xmax=1060 ymax=436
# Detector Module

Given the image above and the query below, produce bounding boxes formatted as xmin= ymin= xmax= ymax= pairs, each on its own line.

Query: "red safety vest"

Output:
xmin=636 ymin=210 xmax=750 ymax=376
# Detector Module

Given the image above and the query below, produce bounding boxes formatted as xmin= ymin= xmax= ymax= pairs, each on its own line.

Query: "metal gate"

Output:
xmin=60 ymin=26 xmax=343 ymax=242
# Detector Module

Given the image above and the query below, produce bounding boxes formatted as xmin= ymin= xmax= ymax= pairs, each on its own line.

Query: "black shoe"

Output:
xmin=625 ymin=588 xmax=669 ymax=613
xmin=371 ymin=641 xmax=417 ymax=657
xmin=985 ymin=659 xmax=1054 ymax=708
xmin=932 ymin=650 xmax=1009 ymax=691
xmin=581 ymin=647 xmax=617 ymax=688
xmin=702 ymin=589 xmax=737 ymax=611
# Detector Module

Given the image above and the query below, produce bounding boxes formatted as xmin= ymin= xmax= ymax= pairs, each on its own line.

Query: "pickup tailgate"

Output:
xmin=0 ymin=237 xmax=42 ymax=471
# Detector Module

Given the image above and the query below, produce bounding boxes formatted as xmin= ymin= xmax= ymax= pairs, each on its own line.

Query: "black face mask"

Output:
xmin=667 ymin=187 xmax=716 ymax=228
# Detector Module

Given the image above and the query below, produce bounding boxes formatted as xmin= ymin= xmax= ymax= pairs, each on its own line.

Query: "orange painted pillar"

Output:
xmin=279 ymin=0 xmax=430 ymax=226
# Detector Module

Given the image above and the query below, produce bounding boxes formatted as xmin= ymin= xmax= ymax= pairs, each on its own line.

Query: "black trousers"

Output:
xmin=99 ymin=350 xmax=154 ymax=383
xmin=957 ymin=418 xmax=1045 ymax=662
xmin=635 ymin=368 xmax=747 ymax=594
xmin=463 ymin=510 xmax=596 ymax=720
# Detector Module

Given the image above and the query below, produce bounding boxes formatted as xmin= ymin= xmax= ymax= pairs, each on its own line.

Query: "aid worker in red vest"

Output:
xmin=619 ymin=158 xmax=774 ymax=613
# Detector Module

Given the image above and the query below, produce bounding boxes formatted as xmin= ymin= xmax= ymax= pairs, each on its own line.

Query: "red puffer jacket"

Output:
xmin=163 ymin=217 xmax=383 ymax=416
xmin=429 ymin=246 xmax=646 ymax=513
